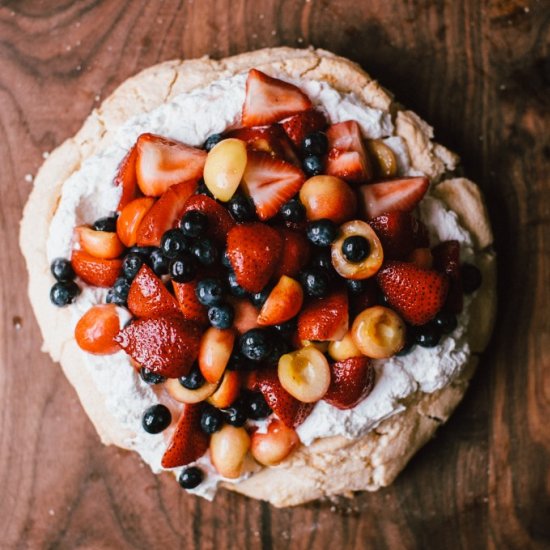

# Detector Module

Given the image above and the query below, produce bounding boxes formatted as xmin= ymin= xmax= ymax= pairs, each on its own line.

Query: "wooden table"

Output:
xmin=1 ymin=1 xmax=548 ymax=548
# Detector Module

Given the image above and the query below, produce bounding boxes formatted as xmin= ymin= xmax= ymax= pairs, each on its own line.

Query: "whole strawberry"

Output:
xmin=324 ymin=356 xmax=375 ymax=410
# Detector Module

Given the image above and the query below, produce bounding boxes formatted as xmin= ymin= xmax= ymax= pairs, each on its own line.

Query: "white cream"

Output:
xmin=47 ymin=71 xmax=474 ymax=500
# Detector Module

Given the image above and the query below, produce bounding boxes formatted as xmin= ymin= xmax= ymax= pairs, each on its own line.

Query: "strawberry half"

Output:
xmin=297 ymin=290 xmax=349 ymax=341
xmin=273 ymin=227 xmax=311 ymax=279
xmin=241 ymin=151 xmax=305 ymax=221
xmin=71 ymin=250 xmax=122 ymax=288
xmin=254 ymin=368 xmax=313 ymax=428
xmin=324 ymin=356 xmax=375 ymax=410
xmin=127 ymin=265 xmax=180 ymax=318
xmin=115 ymin=315 xmax=201 ymax=378
xmin=325 ymin=121 xmax=372 ymax=183
xmin=226 ymin=223 xmax=283 ymax=293
xmin=135 ymin=179 xmax=198 ymax=246
xmin=242 ymin=69 xmax=312 ymax=127
xmin=377 ymin=261 xmax=449 ymax=325
xmin=432 ymin=240 xmax=463 ymax=313
xmin=161 ymin=403 xmax=209 ymax=468
xmin=369 ymin=211 xmax=430 ymax=260
xmin=173 ymin=280 xmax=209 ymax=326
xmin=281 ymin=109 xmax=327 ymax=148
xmin=135 ymin=133 xmax=206 ymax=197
xmin=359 ymin=177 xmax=429 ymax=219
xmin=114 ymin=144 xmax=140 ymax=212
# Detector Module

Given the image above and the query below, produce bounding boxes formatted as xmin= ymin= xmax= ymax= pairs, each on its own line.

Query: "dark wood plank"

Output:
xmin=1 ymin=0 xmax=548 ymax=548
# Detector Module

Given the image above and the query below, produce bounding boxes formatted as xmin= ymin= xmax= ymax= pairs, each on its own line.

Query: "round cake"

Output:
xmin=19 ymin=47 xmax=496 ymax=507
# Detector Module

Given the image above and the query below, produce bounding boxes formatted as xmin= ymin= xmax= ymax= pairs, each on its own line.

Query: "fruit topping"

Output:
xmin=239 ymin=329 xmax=273 ymax=362
xmin=169 ymin=254 xmax=197 ymax=283
xmin=461 ymin=263 xmax=482 ymax=294
xmin=280 ymin=197 xmax=305 ymax=223
xmin=306 ymin=219 xmax=338 ymax=247
xmin=227 ymin=193 xmax=256 ymax=222
xmin=200 ymin=404 xmax=224 ymax=434
xmin=75 ymin=304 xmax=121 ymax=355
xmin=433 ymin=311 xmax=458 ymax=334
xmin=281 ymin=109 xmax=327 ymax=148
xmin=50 ymin=281 xmax=80 ymax=307
xmin=414 ymin=324 xmax=442 ymax=348
xmin=178 ymin=466 xmax=204 ymax=489
xmin=331 ymin=220 xmax=383 ymax=279
xmin=366 ymin=140 xmax=398 ymax=178
xmin=203 ymin=138 xmax=247 ymax=201
xmin=51 ymin=257 xmax=76 ymax=282
xmin=358 ymin=176 xmax=429 ymax=219
xmin=230 ymin=298 xmax=262 ymax=334
xmin=93 ymin=216 xmax=118 ymax=233
xmin=139 ymin=367 xmax=165 ymax=385
xmin=71 ymin=250 xmax=123 ymax=288
xmin=324 ymin=356 xmax=375 ymax=409
xmin=116 ymin=197 xmax=156 ymax=247
xmin=327 ymin=330 xmax=362 ymax=361
xmin=75 ymin=226 xmax=125 ymax=260
xmin=299 ymin=268 xmax=330 ymax=298
xmin=258 ymin=275 xmax=304 ymax=326
xmin=273 ymin=228 xmax=310 ymax=279
xmin=204 ymin=133 xmax=223 ymax=151
xmin=122 ymin=252 xmax=145 ymax=281
xmin=114 ymin=144 xmax=139 ymax=211
xmin=172 ymin=280 xmax=209 ymax=326
xmin=242 ymin=69 xmax=312 ymax=127
xmin=208 ymin=303 xmax=235 ymax=329
xmin=210 ymin=424 xmax=251 ymax=478
xmin=408 ymin=248 xmax=433 ymax=269
xmin=109 ymin=277 xmax=130 ymax=306
xmin=351 ymin=306 xmax=406 ymax=358
xmin=377 ymin=261 xmax=449 ymax=326
xmin=302 ymin=131 xmax=329 ymax=157
xmin=302 ymin=155 xmax=324 ymax=177
xmin=432 ymin=240 xmax=463 ymax=313
xmin=222 ymin=400 xmax=248 ymax=427
xmin=142 ymin=404 xmax=172 ymax=434
xmin=180 ymin=210 xmax=208 ymax=238
xmin=207 ymin=370 xmax=241 ymax=408
xmin=278 ymin=346 xmax=331 ymax=403
xmin=246 ymin=391 xmax=272 ymax=420
xmin=165 ymin=377 xmax=218 ymax=404
xmin=198 ymin=327 xmax=236 ymax=383
xmin=135 ymin=133 xmax=206 ymax=197
xmin=251 ymin=418 xmax=300 ymax=466
xmin=115 ymin=315 xmax=201 ymax=378
xmin=179 ymin=366 xmax=206 ymax=389
xmin=297 ymin=290 xmax=349 ymax=342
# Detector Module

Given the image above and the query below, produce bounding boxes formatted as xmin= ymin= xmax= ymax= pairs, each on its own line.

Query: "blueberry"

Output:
xmin=204 ymin=133 xmax=223 ymax=151
xmin=302 ymin=131 xmax=328 ymax=156
xmin=240 ymin=329 xmax=273 ymax=362
xmin=139 ymin=367 xmax=165 ymax=385
xmin=191 ymin=237 xmax=218 ymax=266
xmin=222 ymin=400 xmax=247 ymax=427
xmin=250 ymin=284 xmax=274 ymax=308
xmin=228 ymin=271 xmax=247 ymax=297
xmin=228 ymin=194 xmax=256 ymax=222
xmin=126 ymin=246 xmax=156 ymax=260
xmin=342 ymin=236 xmax=370 ymax=263
xmin=122 ymin=253 xmax=144 ymax=280
xmin=306 ymin=219 xmax=338 ymax=247
xmin=106 ymin=288 xmax=125 ymax=306
xmin=221 ymin=249 xmax=232 ymax=269
xmin=180 ymin=210 xmax=208 ymax=238
xmin=309 ymin=250 xmax=333 ymax=272
xmin=178 ymin=466 xmax=204 ymax=489
xmin=226 ymin=352 xmax=254 ymax=372
xmin=169 ymin=254 xmax=197 ymax=283
xmin=92 ymin=215 xmax=117 ymax=232
xmin=303 ymin=155 xmax=324 ymax=177
xmin=433 ymin=311 xmax=458 ymax=334
xmin=346 ymin=278 xmax=369 ymax=293
xmin=200 ymin=405 xmax=224 ymax=434
xmin=396 ymin=330 xmax=416 ymax=356
xmin=179 ymin=367 xmax=205 ymax=390
xmin=196 ymin=278 xmax=224 ymax=306
xmin=280 ymin=198 xmax=305 ymax=222
xmin=195 ymin=179 xmax=214 ymax=197
xmin=208 ymin=303 xmax=234 ymax=329
xmin=150 ymin=249 xmax=170 ymax=276
xmin=266 ymin=334 xmax=290 ymax=364
xmin=414 ymin=324 xmax=441 ymax=348
xmin=273 ymin=319 xmax=297 ymax=340
xmin=461 ymin=263 xmax=482 ymax=294
xmin=112 ymin=277 xmax=131 ymax=303
xmin=161 ymin=229 xmax=189 ymax=259
xmin=246 ymin=392 xmax=272 ymax=420
xmin=50 ymin=281 xmax=80 ymax=307
xmin=142 ymin=404 xmax=171 ymax=434
xmin=51 ymin=258 xmax=75 ymax=282
xmin=300 ymin=268 xmax=330 ymax=298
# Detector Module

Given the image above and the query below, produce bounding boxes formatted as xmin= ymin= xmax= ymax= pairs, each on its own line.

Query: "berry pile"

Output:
xmin=48 ymin=68 xmax=482 ymax=488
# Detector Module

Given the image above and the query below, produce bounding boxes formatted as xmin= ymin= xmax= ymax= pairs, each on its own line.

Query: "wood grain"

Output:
xmin=1 ymin=0 xmax=549 ymax=548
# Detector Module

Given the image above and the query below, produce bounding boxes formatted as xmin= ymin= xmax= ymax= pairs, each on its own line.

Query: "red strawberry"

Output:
xmin=135 ymin=133 xmax=206 ymax=197
xmin=242 ymin=69 xmax=312 ymax=127
xmin=161 ymin=404 xmax=209 ymax=468
xmin=115 ymin=315 xmax=201 ymax=378
xmin=226 ymin=223 xmax=283 ymax=293
xmin=71 ymin=250 xmax=122 ymax=288
xmin=127 ymin=265 xmax=180 ymax=318
xmin=432 ymin=240 xmax=463 ymax=313
xmin=241 ymin=151 xmax=305 ymax=221
xmin=324 ymin=356 xmax=375 ymax=410
xmin=172 ymin=280 xmax=209 ymax=326
xmin=135 ymin=179 xmax=198 ymax=246
xmin=273 ymin=227 xmax=311 ymax=278
xmin=281 ymin=109 xmax=327 ymax=147
xmin=377 ymin=261 xmax=449 ymax=325
xmin=297 ymin=290 xmax=349 ymax=341
xmin=325 ymin=121 xmax=372 ymax=183
xmin=114 ymin=144 xmax=140 ymax=212
xmin=359 ymin=177 xmax=429 ymax=219
xmin=369 ymin=211 xmax=430 ymax=260
xmin=180 ymin=194 xmax=236 ymax=244
xmin=254 ymin=368 xmax=313 ymax=428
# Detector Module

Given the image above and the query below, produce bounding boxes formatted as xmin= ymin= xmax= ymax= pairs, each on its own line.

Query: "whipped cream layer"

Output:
xmin=46 ymin=71 xmax=474 ymax=499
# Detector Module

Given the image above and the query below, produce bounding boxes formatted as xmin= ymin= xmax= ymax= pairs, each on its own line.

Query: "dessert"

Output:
xmin=20 ymin=47 xmax=496 ymax=507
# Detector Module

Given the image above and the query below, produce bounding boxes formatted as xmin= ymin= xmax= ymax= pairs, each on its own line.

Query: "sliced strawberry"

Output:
xmin=377 ymin=261 xmax=449 ymax=325
xmin=254 ymin=368 xmax=313 ymax=428
xmin=180 ymin=194 xmax=236 ymax=245
xmin=273 ymin=227 xmax=311 ymax=278
xmin=161 ymin=403 xmax=209 ymax=468
xmin=241 ymin=151 xmax=305 ymax=221
xmin=242 ymin=69 xmax=312 ymax=127
xmin=281 ymin=109 xmax=328 ymax=148
xmin=359 ymin=177 xmax=429 ymax=219
xmin=324 ymin=356 xmax=375 ymax=410
xmin=432 ymin=240 xmax=463 ymax=313
xmin=135 ymin=133 xmax=206 ymax=197
xmin=71 ymin=250 xmax=122 ymax=288
xmin=226 ymin=223 xmax=283 ymax=293
xmin=173 ymin=280 xmax=209 ymax=326
xmin=297 ymin=290 xmax=349 ymax=342
xmin=135 ymin=179 xmax=198 ymax=246
xmin=114 ymin=144 xmax=140 ymax=212
xmin=115 ymin=315 xmax=201 ymax=378
xmin=369 ymin=211 xmax=430 ymax=260
xmin=325 ymin=121 xmax=372 ymax=183
xmin=127 ymin=265 xmax=180 ymax=318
